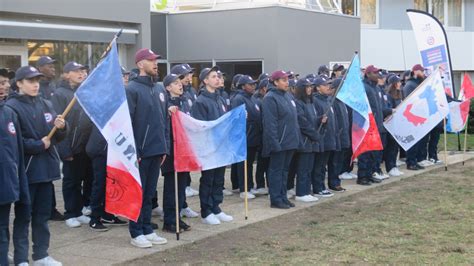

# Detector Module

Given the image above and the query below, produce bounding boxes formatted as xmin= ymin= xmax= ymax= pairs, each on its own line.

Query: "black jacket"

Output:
xmin=261 ymin=87 xmax=300 ymax=157
xmin=231 ymin=90 xmax=262 ymax=148
xmin=363 ymin=78 xmax=384 ymax=135
xmin=402 ymin=77 xmax=424 ymax=99
xmin=51 ymin=80 xmax=92 ymax=159
xmin=333 ymin=99 xmax=351 ymax=150
xmin=295 ymin=98 xmax=321 ymax=153
xmin=191 ymin=88 xmax=227 ymax=121
xmin=313 ymin=93 xmax=338 ymax=152
xmin=7 ymin=92 xmax=67 ymax=184
xmin=126 ymin=75 xmax=170 ymax=159
xmin=85 ymin=125 xmax=107 ymax=159
xmin=0 ymin=102 xmax=29 ymax=205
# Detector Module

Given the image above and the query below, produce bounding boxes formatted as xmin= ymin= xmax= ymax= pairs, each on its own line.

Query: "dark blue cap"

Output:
xmin=387 ymin=75 xmax=401 ymax=85
xmin=258 ymin=73 xmax=269 ymax=81
xmin=232 ymin=74 xmax=243 ymax=86
xmin=0 ymin=68 xmax=15 ymax=79
xmin=171 ymin=64 xmax=194 ymax=76
xmin=332 ymin=64 xmax=344 ymax=72
xmin=121 ymin=66 xmax=130 ymax=75
xmin=318 ymin=65 xmax=330 ymax=75
xmin=15 ymin=66 xmax=44 ymax=81
xmin=257 ymin=78 xmax=269 ymax=90
xmin=296 ymin=78 xmax=313 ymax=89
xmin=313 ymin=76 xmax=331 ymax=87
xmin=63 ymin=61 xmax=86 ymax=73
xmin=289 ymin=79 xmax=297 ymax=87
xmin=163 ymin=74 xmax=183 ymax=87
xmin=199 ymin=66 xmax=219 ymax=81
xmin=237 ymin=75 xmax=257 ymax=86
xmin=36 ymin=56 xmax=56 ymax=67
xmin=305 ymin=74 xmax=317 ymax=80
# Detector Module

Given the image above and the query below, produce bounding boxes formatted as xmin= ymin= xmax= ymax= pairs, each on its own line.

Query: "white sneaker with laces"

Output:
xmin=215 ymin=212 xmax=233 ymax=222
xmin=253 ymin=188 xmax=268 ymax=195
xmin=350 ymin=172 xmax=358 ymax=178
xmin=372 ymin=172 xmax=385 ymax=180
xmin=295 ymin=195 xmax=319 ymax=202
xmin=419 ymin=160 xmax=434 ymax=167
xmin=339 ymin=172 xmax=354 ymax=180
xmin=388 ymin=168 xmax=401 ymax=177
xmin=81 ymin=206 xmax=92 ymax=216
xmin=249 ymin=188 xmax=259 ymax=195
xmin=189 ymin=187 xmax=199 ymax=196
xmin=8 ymin=253 xmax=13 ymax=264
xmin=222 ymin=189 xmax=233 ymax=196
xmin=130 ymin=235 xmax=152 ymax=248
xmin=429 ymin=158 xmax=443 ymax=165
xmin=202 ymin=213 xmax=221 ymax=225
xmin=240 ymin=192 xmax=256 ymax=200
xmin=145 ymin=232 xmax=167 ymax=245
xmin=65 ymin=218 xmax=81 ymax=228
xmin=33 ymin=256 xmax=62 ymax=266
xmin=185 ymin=186 xmax=194 ymax=197
xmin=152 ymin=207 xmax=164 ymax=218
xmin=76 ymin=215 xmax=91 ymax=224
xmin=18 ymin=262 xmax=29 ymax=266
xmin=180 ymin=207 xmax=199 ymax=218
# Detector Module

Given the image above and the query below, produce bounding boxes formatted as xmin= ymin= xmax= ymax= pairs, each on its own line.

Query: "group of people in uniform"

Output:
xmin=0 ymin=46 xmax=445 ymax=264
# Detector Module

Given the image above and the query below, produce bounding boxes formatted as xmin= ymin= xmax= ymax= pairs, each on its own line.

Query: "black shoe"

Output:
xmin=162 ymin=223 xmax=184 ymax=233
xmin=329 ymin=186 xmax=346 ymax=192
xmin=151 ymin=222 xmax=159 ymax=230
xmin=407 ymin=164 xmax=420 ymax=170
xmin=90 ymin=220 xmax=109 ymax=232
xmin=270 ymin=202 xmax=290 ymax=209
xmin=356 ymin=178 xmax=372 ymax=186
xmin=284 ymin=200 xmax=295 ymax=208
xmin=101 ymin=217 xmax=128 ymax=226
xmin=179 ymin=220 xmax=191 ymax=231
xmin=50 ymin=209 xmax=65 ymax=221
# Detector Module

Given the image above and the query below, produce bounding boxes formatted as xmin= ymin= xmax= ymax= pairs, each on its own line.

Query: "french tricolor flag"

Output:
xmin=171 ymin=105 xmax=247 ymax=172
xmin=75 ymin=40 xmax=142 ymax=221
xmin=335 ymin=55 xmax=383 ymax=160
xmin=447 ymin=73 xmax=473 ymax=133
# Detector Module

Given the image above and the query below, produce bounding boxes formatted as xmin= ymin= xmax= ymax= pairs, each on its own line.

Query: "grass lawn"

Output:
xmin=438 ymin=133 xmax=473 ymax=152
xmin=126 ymin=160 xmax=474 ymax=265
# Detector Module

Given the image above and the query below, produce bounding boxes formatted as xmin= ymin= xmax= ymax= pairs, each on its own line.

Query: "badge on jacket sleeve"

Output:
xmin=159 ymin=92 xmax=165 ymax=102
xmin=291 ymin=100 xmax=296 ymax=107
xmin=44 ymin=113 xmax=53 ymax=123
xmin=7 ymin=122 xmax=16 ymax=135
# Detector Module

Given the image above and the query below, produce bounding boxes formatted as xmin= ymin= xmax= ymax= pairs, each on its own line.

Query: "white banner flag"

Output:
xmin=384 ymin=69 xmax=449 ymax=151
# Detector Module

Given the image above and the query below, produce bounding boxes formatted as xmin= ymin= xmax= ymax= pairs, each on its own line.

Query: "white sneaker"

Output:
xmin=185 ymin=186 xmax=194 ymax=197
xmin=215 ymin=212 xmax=233 ymax=222
xmin=396 ymin=160 xmax=406 ymax=166
xmin=130 ymin=235 xmax=152 ymax=248
xmin=190 ymin=187 xmax=199 ymax=196
xmin=350 ymin=172 xmax=358 ymax=178
xmin=388 ymin=168 xmax=402 ymax=177
xmin=240 ymin=192 xmax=256 ymax=200
xmin=8 ymin=253 xmax=13 ymax=264
xmin=429 ymin=158 xmax=443 ymax=165
xmin=33 ymin=256 xmax=62 ymax=266
xmin=18 ymin=262 xmax=29 ymax=266
xmin=372 ymin=172 xmax=385 ymax=181
xmin=180 ymin=207 xmax=199 ymax=218
xmin=144 ymin=232 xmax=167 ymax=245
xmin=202 ymin=213 xmax=221 ymax=225
xmin=287 ymin=189 xmax=296 ymax=196
xmin=65 ymin=218 xmax=81 ymax=228
xmin=295 ymin=195 xmax=319 ymax=202
xmin=81 ymin=206 xmax=92 ymax=216
xmin=76 ymin=215 xmax=91 ymax=224
xmin=338 ymin=172 xmax=354 ymax=180
xmin=419 ymin=160 xmax=434 ymax=167
xmin=152 ymin=207 xmax=164 ymax=218
xmin=223 ymin=189 xmax=233 ymax=196
xmin=253 ymin=188 xmax=268 ymax=195
xmin=249 ymin=188 xmax=260 ymax=195
xmin=397 ymin=168 xmax=405 ymax=175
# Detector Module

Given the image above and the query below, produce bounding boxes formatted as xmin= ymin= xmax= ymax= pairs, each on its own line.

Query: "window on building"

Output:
xmin=215 ymin=61 xmax=263 ymax=89
xmin=413 ymin=0 xmax=463 ymax=28
xmin=339 ymin=0 xmax=377 ymax=25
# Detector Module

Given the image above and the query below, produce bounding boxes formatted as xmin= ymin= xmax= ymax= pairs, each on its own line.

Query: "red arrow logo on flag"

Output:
xmin=403 ymin=103 xmax=427 ymax=126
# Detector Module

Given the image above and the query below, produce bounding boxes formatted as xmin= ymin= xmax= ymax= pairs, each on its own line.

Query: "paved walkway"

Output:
xmin=9 ymin=152 xmax=474 ymax=265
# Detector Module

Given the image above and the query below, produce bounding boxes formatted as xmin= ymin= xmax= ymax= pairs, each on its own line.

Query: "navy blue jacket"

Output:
xmin=218 ymin=87 xmax=231 ymax=111
xmin=333 ymin=99 xmax=351 ymax=150
xmin=85 ymin=125 xmax=107 ymax=159
xmin=126 ymin=75 xmax=170 ymax=159
xmin=0 ymin=102 xmax=30 ymax=205
xmin=7 ymin=92 xmax=67 ymax=184
xmin=363 ymin=78 xmax=384 ymax=135
xmin=191 ymin=88 xmax=227 ymax=121
xmin=184 ymin=84 xmax=198 ymax=103
xmin=161 ymin=95 xmax=193 ymax=174
xmin=39 ymin=79 xmax=56 ymax=100
xmin=231 ymin=90 xmax=262 ymax=148
xmin=313 ymin=93 xmax=338 ymax=152
xmin=295 ymin=98 xmax=321 ymax=153
xmin=51 ymin=80 xmax=92 ymax=159
xmin=402 ymin=77 xmax=424 ymax=99
xmin=261 ymin=87 xmax=300 ymax=157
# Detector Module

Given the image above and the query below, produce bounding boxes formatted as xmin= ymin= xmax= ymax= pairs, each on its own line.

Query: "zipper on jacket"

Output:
xmin=25 ymin=156 xmax=33 ymax=172
xmin=279 ymin=126 xmax=287 ymax=144
xmin=53 ymin=146 xmax=60 ymax=161
xmin=303 ymin=137 xmax=308 ymax=146
xmin=71 ymin=127 xmax=78 ymax=148
xmin=142 ymin=124 xmax=150 ymax=150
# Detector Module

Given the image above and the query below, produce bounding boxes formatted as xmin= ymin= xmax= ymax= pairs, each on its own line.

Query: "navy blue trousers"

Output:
xmin=268 ymin=150 xmax=294 ymax=205
xmin=199 ymin=167 xmax=226 ymax=218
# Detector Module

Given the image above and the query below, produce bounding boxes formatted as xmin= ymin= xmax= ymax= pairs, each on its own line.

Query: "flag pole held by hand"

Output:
xmin=47 ymin=29 xmax=123 ymax=140
xmin=244 ymin=160 xmax=249 ymax=220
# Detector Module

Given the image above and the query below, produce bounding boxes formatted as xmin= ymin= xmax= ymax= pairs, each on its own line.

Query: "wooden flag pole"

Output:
xmin=463 ymin=114 xmax=469 ymax=166
xmin=443 ymin=118 xmax=448 ymax=171
xmin=47 ymin=29 xmax=123 ymax=139
xmin=244 ymin=160 xmax=249 ymax=220
xmin=174 ymin=171 xmax=180 ymax=241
